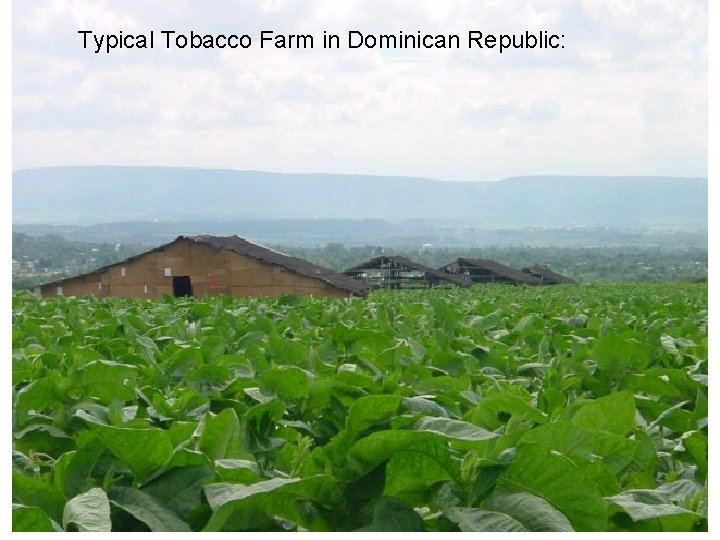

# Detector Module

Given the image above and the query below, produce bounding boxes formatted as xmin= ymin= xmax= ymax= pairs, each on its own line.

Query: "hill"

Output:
xmin=12 ymin=166 xmax=707 ymax=227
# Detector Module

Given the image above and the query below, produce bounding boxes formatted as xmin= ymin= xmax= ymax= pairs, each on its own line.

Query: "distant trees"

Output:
xmin=11 ymin=233 xmax=707 ymax=290
xmin=278 ymin=244 xmax=708 ymax=284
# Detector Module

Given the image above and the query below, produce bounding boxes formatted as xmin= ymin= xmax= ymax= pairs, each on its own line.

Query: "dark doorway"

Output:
xmin=173 ymin=276 xmax=193 ymax=297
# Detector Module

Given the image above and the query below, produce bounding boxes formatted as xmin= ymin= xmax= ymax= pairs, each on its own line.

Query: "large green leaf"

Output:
xmin=606 ymin=488 xmax=703 ymax=531
xmin=383 ymin=448 xmax=453 ymax=506
xmin=142 ymin=464 xmax=215 ymax=519
xmin=71 ymin=360 xmax=138 ymax=404
xmin=346 ymin=394 xmax=402 ymax=435
xmin=109 ymin=486 xmax=190 ymax=532
xmin=465 ymin=393 xmax=548 ymax=430
xmin=572 ymin=391 xmax=636 ymax=435
xmin=487 ymin=490 xmax=574 ymax=531
xmin=358 ymin=497 xmax=425 ymax=531
xmin=61 ymin=436 xmax=106 ymax=498
xmin=593 ymin=334 xmax=648 ymax=378
xmin=498 ymin=443 xmax=607 ymax=531
xmin=198 ymin=408 xmax=244 ymax=460
xmin=13 ymin=424 xmax=75 ymax=457
xmin=184 ymin=364 xmax=234 ymax=396
xmin=203 ymin=475 xmax=339 ymax=531
xmin=63 ymin=488 xmax=111 ymax=532
xmin=413 ymin=417 xmax=499 ymax=442
xmin=446 ymin=488 xmax=577 ymax=533
xmin=12 ymin=504 xmax=62 ymax=532
xmin=259 ymin=366 xmax=312 ymax=401
xmin=80 ymin=414 xmax=174 ymax=483
xmin=347 ymin=430 xmax=460 ymax=482
xmin=446 ymin=507 xmax=526 ymax=532
xmin=12 ymin=469 xmax=66 ymax=523
xmin=518 ymin=421 xmax=594 ymax=461
xmin=13 ymin=376 xmax=61 ymax=425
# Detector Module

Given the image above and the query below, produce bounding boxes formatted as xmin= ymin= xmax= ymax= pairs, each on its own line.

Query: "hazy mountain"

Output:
xmin=12 ymin=166 xmax=707 ymax=227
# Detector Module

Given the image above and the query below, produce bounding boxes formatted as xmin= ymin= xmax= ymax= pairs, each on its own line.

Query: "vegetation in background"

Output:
xmin=11 ymin=233 xmax=707 ymax=291
xmin=282 ymin=244 xmax=707 ymax=283
xmin=11 ymin=233 xmax=145 ymax=290
xmin=12 ymin=284 xmax=707 ymax=531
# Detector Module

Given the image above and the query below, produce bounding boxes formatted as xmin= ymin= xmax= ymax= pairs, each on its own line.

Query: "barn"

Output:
xmin=438 ymin=257 xmax=543 ymax=285
xmin=38 ymin=235 xmax=368 ymax=299
xmin=522 ymin=264 xmax=576 ymax=284
xmin=343 ymin=255 xmax=468 ymax=289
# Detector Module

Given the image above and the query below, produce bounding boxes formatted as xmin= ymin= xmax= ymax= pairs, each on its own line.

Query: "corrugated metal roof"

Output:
xmin=522 ymin=264 xmax=576 ymax=284
xmin=440 ymin=257 xmax=543 ymax=285
xmin=344 ymin=255 xmax=468 ymax=286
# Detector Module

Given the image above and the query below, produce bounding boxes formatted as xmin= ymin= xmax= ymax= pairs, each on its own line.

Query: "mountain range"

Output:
xmin=12 ymin=166 xmax=707 ymax=228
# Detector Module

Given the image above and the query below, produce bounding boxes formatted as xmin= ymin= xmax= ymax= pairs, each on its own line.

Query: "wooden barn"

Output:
xmin=439 ymin=257 xmax=542 ymax=285
xmin=522 ymin=264 xmax=576 ymax=284
xmin=343 ymin=256 xmax=468 ymax=289
xmin=38 ymin=235 xmax=368 ymax=299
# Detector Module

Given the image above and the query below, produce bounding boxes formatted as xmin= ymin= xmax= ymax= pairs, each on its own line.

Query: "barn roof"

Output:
xmin=522 ymin=264 xmax=576 ymax=284
xmin=39 ymin=235 xmax=369 ymax=296
xmin=344 ymin=255 xmax=468 ymax=286
xmin=441 ymin=257 xmax=543 ymax=285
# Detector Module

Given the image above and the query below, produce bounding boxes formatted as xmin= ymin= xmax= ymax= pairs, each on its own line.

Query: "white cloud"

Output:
xmin=12 ymin=0 xmax=707 ymax=178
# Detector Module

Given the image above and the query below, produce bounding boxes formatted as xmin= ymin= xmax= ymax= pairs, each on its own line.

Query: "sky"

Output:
xmin=12 ymin=0 xmax=708 ymax=180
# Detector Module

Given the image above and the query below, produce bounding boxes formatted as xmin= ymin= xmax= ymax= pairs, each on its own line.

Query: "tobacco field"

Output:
xmin=11 ymin=284 xmax=708 ymax=532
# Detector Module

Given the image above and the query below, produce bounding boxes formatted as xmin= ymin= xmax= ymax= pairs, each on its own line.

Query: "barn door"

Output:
xmin=172 ymin=276 xmax=193 ymax=297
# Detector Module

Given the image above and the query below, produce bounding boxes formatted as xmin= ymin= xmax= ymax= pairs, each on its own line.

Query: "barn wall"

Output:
xmin=40 ymin=272 xmax=104 ymax=297
xmin=40 ymin=239 xmax=350 ymax=299
xmin=226 ymin=251 xmax=347 ymax=298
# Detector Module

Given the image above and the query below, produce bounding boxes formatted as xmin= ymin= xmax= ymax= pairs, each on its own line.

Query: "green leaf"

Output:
xmin=413 ymin=416 xmax=499 ymax=441
xmin=401 ymin=395 xmax=449 ymax=417
xmin=12 ymin=468 xmax=66 ymax=523
xmin=498 ymin=443 xmax=607 ymax=531
xmin=384 ymin=448 xmax=453 ymax=506
xmin=681 ymin=430 xmax=707 ymax=480
xmin=572 ymin=391 xmax=636 ymax=435
xmin=447 ymin=487 xmax=577 ymax=533
xmin=486 ymin=489 xmax=575 ymax=531
xmin=63 ymin=488 xmax=111 ymax=532
xmin=13 ymin=424 xmax=75 ymax=457
xmin=518 ymin=422 xmax=594 ymax=461
xmin=593 ymin=334 xmax=648 ymax=377
xmin=606 ymin=488 xmax=702 ymax=531
xmin=259 ymin=366 xmax=312 ymax=401
xmin=198 ymin=408 xmax=243 ymax=460
xmin=347 ymin=431 xmax=460 ymax=482
xmin=109 ymin=486 xmax=190 ymax=532
xmin=446 ymin=507 xmax=527 ymax=532
xmin=465 ymin=393 xmax=548 ymax=430
xmin=203 ymin=475 xmax=339 ymax=531
xmin=62 ymin=436 xmax=106 ymax=498
xmin=14 ymin=376 xmax=60 ymax=425
xmin=12 ymin=504 xmax=62 ymax=532
xmin=214 ymin=459 xmax=263 ymax=484
xmin=184 ymin=364 xmax=234 ymax=396
xmin=358 ymin=497 xmax=425 ymax=531
xmin=346 ymin=394 xmax=402 ymax=435
xmin=71 ymin=360 xmax=138 ymax=404
xmin=142 ymin=464 xmax=215 ymax=519
xmin=82 ymin=417 xmax=174 ymax=483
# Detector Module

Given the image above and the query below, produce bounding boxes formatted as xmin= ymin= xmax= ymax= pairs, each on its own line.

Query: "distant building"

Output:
xmin=439 ymin=257 xmax=543 ymax=285
xmin=344 ymin=256 xmax=468 ymax=289
xmin=39 ymin=235 xmax=368 ymax=299
xmin=521 ymin=264 xmax=576 ymax=285
xmin=12 ymin=259 xmax=20 ymax=275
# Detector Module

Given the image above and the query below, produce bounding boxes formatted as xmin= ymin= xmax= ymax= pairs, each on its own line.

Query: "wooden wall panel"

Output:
xmin=39 ymin=239 xmax=351 ymax=300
